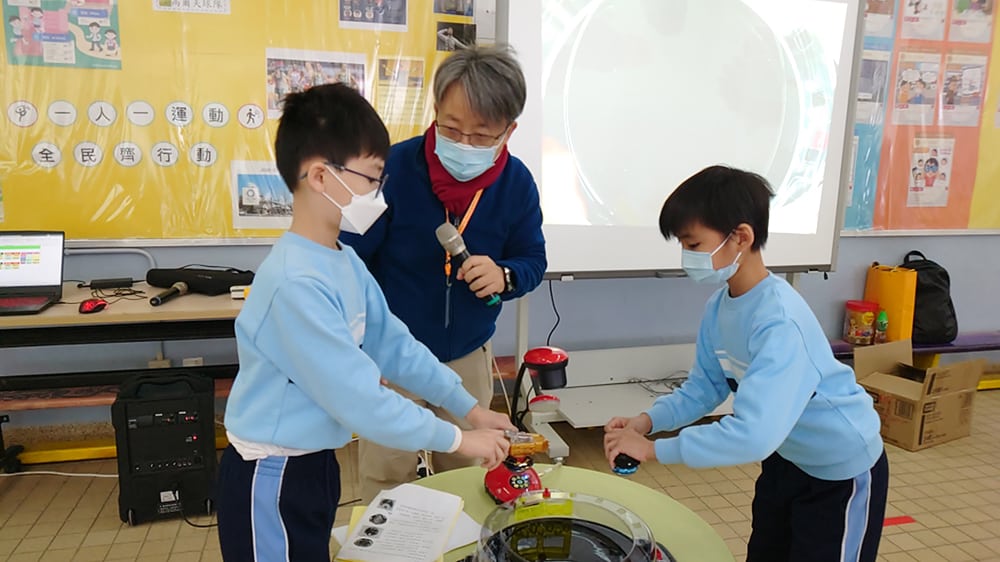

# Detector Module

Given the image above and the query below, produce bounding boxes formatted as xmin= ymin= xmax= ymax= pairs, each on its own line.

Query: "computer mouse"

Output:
xmin=79 ymin=298 xmax=108 ymax=314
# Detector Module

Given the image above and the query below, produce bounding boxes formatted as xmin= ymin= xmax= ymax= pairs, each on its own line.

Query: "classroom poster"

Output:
xmin=339 ymin=0 xmax=408 ymax=32
xmin=892 ymin=51 xmax=941 ymax=126
xmin=3 ymin=0 xmax=121 ymax=70
xmin=0 ymin=0 xmax=476 ymax=240
xmin=900 ymin=0 xmax=948 ymax=40
xmin=906 ymin=136 xmax=954 ymax=208
xmin=265 ymin=48 xmax=367 ymax=119
xmin=939 ymin=52 xmax=987 ymax=126
xmin=950 ymin=0 xmax=993 ymax=43
xmin=376 ymin=56 xmax=426 ymax=125
xmin=856 ymin=50 xmax=892 ymax=125
xmin=845 ymin=0 xmax=1000 ymax=232
xmin=230 ymin=161 xmax=292 ymax=230
xmin=865 ymin=0 xmax=896 ymax=38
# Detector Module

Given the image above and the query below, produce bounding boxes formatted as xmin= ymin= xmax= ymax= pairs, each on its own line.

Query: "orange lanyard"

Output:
xmin=444 ymin=190 xmax=483 ymax=279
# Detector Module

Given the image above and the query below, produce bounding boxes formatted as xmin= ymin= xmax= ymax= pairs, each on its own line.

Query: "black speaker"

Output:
xmin=146 ymin=267 xmax=254 ymax=296
xmin=111 ymin=372 xmax=217 ymax=526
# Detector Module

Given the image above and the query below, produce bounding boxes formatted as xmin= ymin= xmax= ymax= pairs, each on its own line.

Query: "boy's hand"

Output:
xmin=466 ymin=405 xmax=517 ymax=432
xmin=603 ymin=428 xmax=656 ymax=469
xmin=456 ymin=255 xmax=505 ymax=298
xmin=457 ymin=429 xmax=510 ymax=470
xmin=604 ymin=413 xmax=652 ymax=435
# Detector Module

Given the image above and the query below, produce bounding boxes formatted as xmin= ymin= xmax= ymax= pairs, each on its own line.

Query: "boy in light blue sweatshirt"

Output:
xmin=604 ymin=166 xmax=888 ymax=562
xmin=217 ymin=84 xmax=514 ymax=561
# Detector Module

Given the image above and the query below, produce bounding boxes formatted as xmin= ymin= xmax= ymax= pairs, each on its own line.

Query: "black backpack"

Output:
xmin=901 ymin=251 xmax=958 ymax=344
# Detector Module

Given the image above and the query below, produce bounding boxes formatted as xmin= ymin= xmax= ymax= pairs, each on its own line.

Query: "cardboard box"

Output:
xmin=854 ymin=340 xmax=984 ymax=451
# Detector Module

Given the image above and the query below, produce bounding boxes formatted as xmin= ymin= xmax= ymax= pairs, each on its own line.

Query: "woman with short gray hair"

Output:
xmin=341 ymin=46 xmax=547 ymax=501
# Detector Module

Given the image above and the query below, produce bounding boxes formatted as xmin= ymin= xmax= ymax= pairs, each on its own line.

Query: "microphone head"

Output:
xmin=435 ymin=223 xmax=466 ymax=255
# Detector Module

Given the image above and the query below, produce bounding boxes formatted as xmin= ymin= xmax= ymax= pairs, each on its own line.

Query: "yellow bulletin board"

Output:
xmin=0 ymin=0 xmax=476 ymax=242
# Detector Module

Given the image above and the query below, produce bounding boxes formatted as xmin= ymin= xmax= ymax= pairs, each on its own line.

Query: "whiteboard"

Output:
xmin=505 ymin=0 xmax=863 ymax=275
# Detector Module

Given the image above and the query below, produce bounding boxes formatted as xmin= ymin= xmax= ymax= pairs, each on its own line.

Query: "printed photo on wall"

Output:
xmin=940 ymin=53 xmax=987 ymax=127
xmin=907 ymin=137 xmax=954 ymax=208
xmin=856 ymin=50 xmax=891 ymax=125
xmin=339 ymin=0 xmax=407 ymax=32
xmin=893 ymin=52 xmax=940 ymax=126
xmin=376 ymin=57 xmax=427 ymax=125
xmin=864 ymin=0 xmax=896 ymax=38
xmin=436 ymin=22 xmax=475 ymax=51
xmin=433 ymin=0 xmax=474 ymax=16
xmin=900 ymin=0 xmax=947 ymax=40
xmin=265 ymin=49 xmax=366 ymax=118
xmin=231 ymin=161 xmax=293 ymax=230
xmin=3 ymin=0 xmax=121 ymax=69
xmin=949 ymin=0 xmax=993 ymax=43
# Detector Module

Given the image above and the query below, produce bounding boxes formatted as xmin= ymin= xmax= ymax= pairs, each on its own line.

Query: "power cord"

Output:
xmin=91 ymin=286 xmax=146 ymax=305
xmin=545 ymin=280 xmax=560 ymax=346
xmin=182 ymin=511 xmax=218 ymax=529
xmin=173 ymin=486 xmax=219 ymax=528
xmin=59 ymin=286 xmax=146 ymax=305
xmin=628 ymin=371 xmax=689 ymax=395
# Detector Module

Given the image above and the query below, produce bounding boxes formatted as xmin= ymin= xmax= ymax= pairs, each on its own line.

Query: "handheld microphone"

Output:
xmin=150 ymin=281 xmax=189 ymax=306
xmin=435 ymin=223 xmax=500 ymax=307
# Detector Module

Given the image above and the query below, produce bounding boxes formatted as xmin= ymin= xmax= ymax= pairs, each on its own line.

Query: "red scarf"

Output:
xmin=424 ymin=124 xmax=509 ymax=217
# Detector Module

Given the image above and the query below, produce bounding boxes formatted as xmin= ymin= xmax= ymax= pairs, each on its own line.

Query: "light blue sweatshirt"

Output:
xmin=646 ymin=273 xmax=883 ymax=480
xmin=224 ymin=232 xmax=478 ymax=454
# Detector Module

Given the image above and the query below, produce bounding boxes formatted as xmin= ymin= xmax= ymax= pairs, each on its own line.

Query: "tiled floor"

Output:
xmin=1 ymin=390 xmax=999 ymax=561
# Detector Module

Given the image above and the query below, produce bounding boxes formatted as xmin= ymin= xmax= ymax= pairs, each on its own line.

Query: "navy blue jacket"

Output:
xmin=340 ymin=136 xmax=547 ymax=362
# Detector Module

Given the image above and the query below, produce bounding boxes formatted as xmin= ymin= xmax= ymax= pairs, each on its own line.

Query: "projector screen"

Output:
xmin=505 ymin=0 xmax=863 ymax=275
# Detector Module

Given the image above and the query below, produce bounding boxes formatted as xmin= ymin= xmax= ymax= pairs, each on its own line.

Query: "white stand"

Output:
xmin=512 ymin=296 xmax=733 ymax=460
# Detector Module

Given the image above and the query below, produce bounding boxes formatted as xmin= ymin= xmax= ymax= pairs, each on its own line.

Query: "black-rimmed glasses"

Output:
xmin=300 ymin=163 xmax=389 ymax=196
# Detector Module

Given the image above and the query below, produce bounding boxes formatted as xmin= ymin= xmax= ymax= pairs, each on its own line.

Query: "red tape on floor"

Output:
xmin=883 ymin=516 xmax=916 ymax=527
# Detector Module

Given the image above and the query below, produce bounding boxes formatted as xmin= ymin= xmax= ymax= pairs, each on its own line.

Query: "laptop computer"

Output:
xmin=0 ymin=231 xmax=65 ymax=316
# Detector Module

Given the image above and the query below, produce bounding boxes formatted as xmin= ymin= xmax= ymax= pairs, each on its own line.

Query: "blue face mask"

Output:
xmin=682 ymin=235 xmax=742 ymax=285
xmin=434 ymin=127 xmax=502 ymax=182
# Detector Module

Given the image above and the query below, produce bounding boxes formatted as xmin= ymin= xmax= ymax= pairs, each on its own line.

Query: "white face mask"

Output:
xmin=320 ymin=165 xmax=387 ymax=235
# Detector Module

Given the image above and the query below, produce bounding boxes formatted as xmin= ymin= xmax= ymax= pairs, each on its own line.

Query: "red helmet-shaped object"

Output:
xmin=522 ymin=346 xmax=569 ymax=390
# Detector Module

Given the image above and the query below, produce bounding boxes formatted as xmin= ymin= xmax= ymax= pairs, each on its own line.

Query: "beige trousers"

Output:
xmin=358 ymin=342 xmax=495 ymax=503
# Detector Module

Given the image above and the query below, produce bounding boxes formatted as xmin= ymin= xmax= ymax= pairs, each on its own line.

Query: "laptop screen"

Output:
xmin=0 ymin=232 xmax=65 ymax=288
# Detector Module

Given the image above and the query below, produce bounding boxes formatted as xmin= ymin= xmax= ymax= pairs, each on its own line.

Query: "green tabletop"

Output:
xmin=415 ymin=464 xmax=735 ymax=562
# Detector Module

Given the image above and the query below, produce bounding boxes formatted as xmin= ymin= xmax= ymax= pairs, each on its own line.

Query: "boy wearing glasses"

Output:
xmin=218 ymin=84 xmax=514 ymax=561
xmin=341 ymin=46 xmax=547 ymax=501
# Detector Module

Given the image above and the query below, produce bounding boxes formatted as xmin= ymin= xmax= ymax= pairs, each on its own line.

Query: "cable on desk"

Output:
xmin=627 ymin=371 xmax=689 ymax=395
xmin=59 ymin=286 xmax=146 ymax=305
xmin=91 ymin=286 xmax=147 ymax=305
